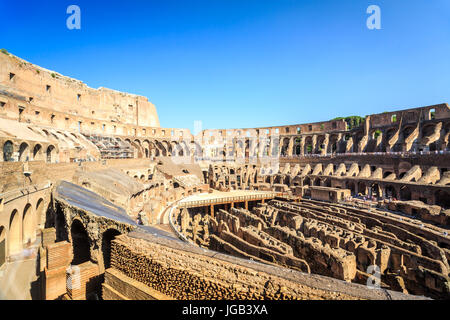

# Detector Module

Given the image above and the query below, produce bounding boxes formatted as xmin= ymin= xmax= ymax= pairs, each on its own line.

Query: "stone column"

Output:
xmin=300 ymin=136 xmax=305 ymax=155
xmin=312 ymin=135 xmax=317 ymax=153
xmin=268 ymin=137 xmax=274 ymax=157
xmin=287 ymin=137 xmax=294 ymax=156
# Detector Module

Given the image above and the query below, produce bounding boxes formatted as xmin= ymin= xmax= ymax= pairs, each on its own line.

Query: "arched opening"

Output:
xmin=33 ymin=144 xmax=42 ymax=161
xmin=385 ymin=185 xmax=397 ymax=199
xmin=295 ymin=144 xmax=301 ymax=155
xmin=101 ymin=229 xmax=121 ymax=270
xmin=9 ymin=209 xmax=21 ymax=255
xmin=316 ymin=136 xmax=325 ymax=154
xmin=18 ymin=142 xmax=30 ymax=161
xmin=35 ymin=198 xmax=45 ymax=229
xmin=402 ymin=126 xmax=415 ymax=141
xmin=70 ymin=220 xmax=90 ymax=265
xmin=280 ymin=138 xmax=290 ymax=156
xmin=304 ymin=136 xmax=313 ymax=154
xmin=3 ymin=140 xmax=14 ymax=162
xmin=371 ymin=183 xmax=381 ymax=198
xmin=46 ymin=145 xmax=55 ymax=163
xmin=22 ymin=203 xmax=35 ymax=246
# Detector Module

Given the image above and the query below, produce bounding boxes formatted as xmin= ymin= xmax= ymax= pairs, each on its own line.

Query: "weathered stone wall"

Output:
xmin=106 ymin=232 xmax=426 ymax=300
xmin=0 ymin=52 xmax=159 ymax=128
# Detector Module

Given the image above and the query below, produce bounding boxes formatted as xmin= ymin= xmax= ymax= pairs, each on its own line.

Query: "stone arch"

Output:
xmin=280 ymin=137 xmax=290 ymax=156
xmin=22 ymin=203 xmax=35 ymax=245
xmin=162 ymin=140 xmax=172 ymax=155
xmin=101 ymin=228 xmax=121 ymax=270
xmin=149 ymin=141 xmax=159 ymax=157
xmin=180 ymin=140 xmax=190 ymax=156
xmin=36 ymin=198 xmax=45 ymax=229
xmin=385 ymin=185 xmax=397 ymax=199
xmin=133 ymin=139 xmax=143 ymax=158
xmin=370 ymin=183 xmax=381 ymax=198
xmin=316 ymin=135 xmax=326 ymax=154
xmin=402 ymin=125 xmax=416 ymax=140
xmin=70 ymin=219 xmax=91 ymax=265
xmin=156 ymin=140 xmax=167 ymax=156
xmin=328 ymin=134 xmax=339 ymax=153
xmin=294 ymin=144 xmax=301 ymax=155
xmin=304 ymin=136 xmax=313 ymax=154
xmin=46 ymin=145 xmax=56 ymax=163
xmin=171 ymin=141 xmax=184 ymax=157
xmin=33 ymin=144 xmax=43 ymax=161
xmin=142 ymin=140 xmax=150 ymax=158
xmin=9 ymin=209 xmax=21 ymax=255
xmin=18 ymin=142 xmax=30 ymax=161
xmin=3 ymin=140 xmax=14 ymax=162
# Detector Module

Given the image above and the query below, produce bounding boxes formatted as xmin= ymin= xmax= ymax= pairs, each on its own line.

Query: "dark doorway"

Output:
xmin=71 ymin=220 xmax=90 ymax=265
xmin=101 ymin=229 xmax=121 ymax=270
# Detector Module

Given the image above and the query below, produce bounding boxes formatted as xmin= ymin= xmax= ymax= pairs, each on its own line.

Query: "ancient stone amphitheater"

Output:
xmin=0 ymin=51 xmax=449 ymax=300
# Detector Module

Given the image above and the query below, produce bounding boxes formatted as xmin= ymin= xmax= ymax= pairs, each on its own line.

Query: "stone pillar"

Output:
xmin=336 ymin=133 xmax=343 ymax=153
xmin=268 ymin=137 xmax=274 ymax=157
xmin=287 ymin=137 xmax=294 ymax=156
xmin=312 ymin=135 xmax=317 ymax=153
xmin=300 ymin=136 xmax=305 ymax=155
xmin=322 ymin=134 xmax=329 ymax=155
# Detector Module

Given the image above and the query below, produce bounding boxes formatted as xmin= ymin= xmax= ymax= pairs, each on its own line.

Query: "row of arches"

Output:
xmin=123 ymin=138 xmax=203 ymax=159
xmin=69 ymin=219 xmax=121 ymax=270
xmin=1 ymin=198 xmax=45 ymax=262
xmin=299 ymin=176 xmax=449 ymax=208
xmin=2 ymin=140 xmax=56 ymax=163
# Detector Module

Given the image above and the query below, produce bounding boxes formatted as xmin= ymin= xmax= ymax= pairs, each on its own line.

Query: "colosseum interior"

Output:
xmin=0 ymin=51 xmax=449 ymax=301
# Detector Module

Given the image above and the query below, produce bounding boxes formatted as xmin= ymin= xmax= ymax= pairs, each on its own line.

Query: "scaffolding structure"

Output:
xmin=83 ymin=134 xmax=134 ymax=159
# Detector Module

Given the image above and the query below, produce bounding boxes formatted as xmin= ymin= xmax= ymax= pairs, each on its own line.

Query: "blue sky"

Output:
xmin=1 ymin=0 xmax=449 ymax=132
